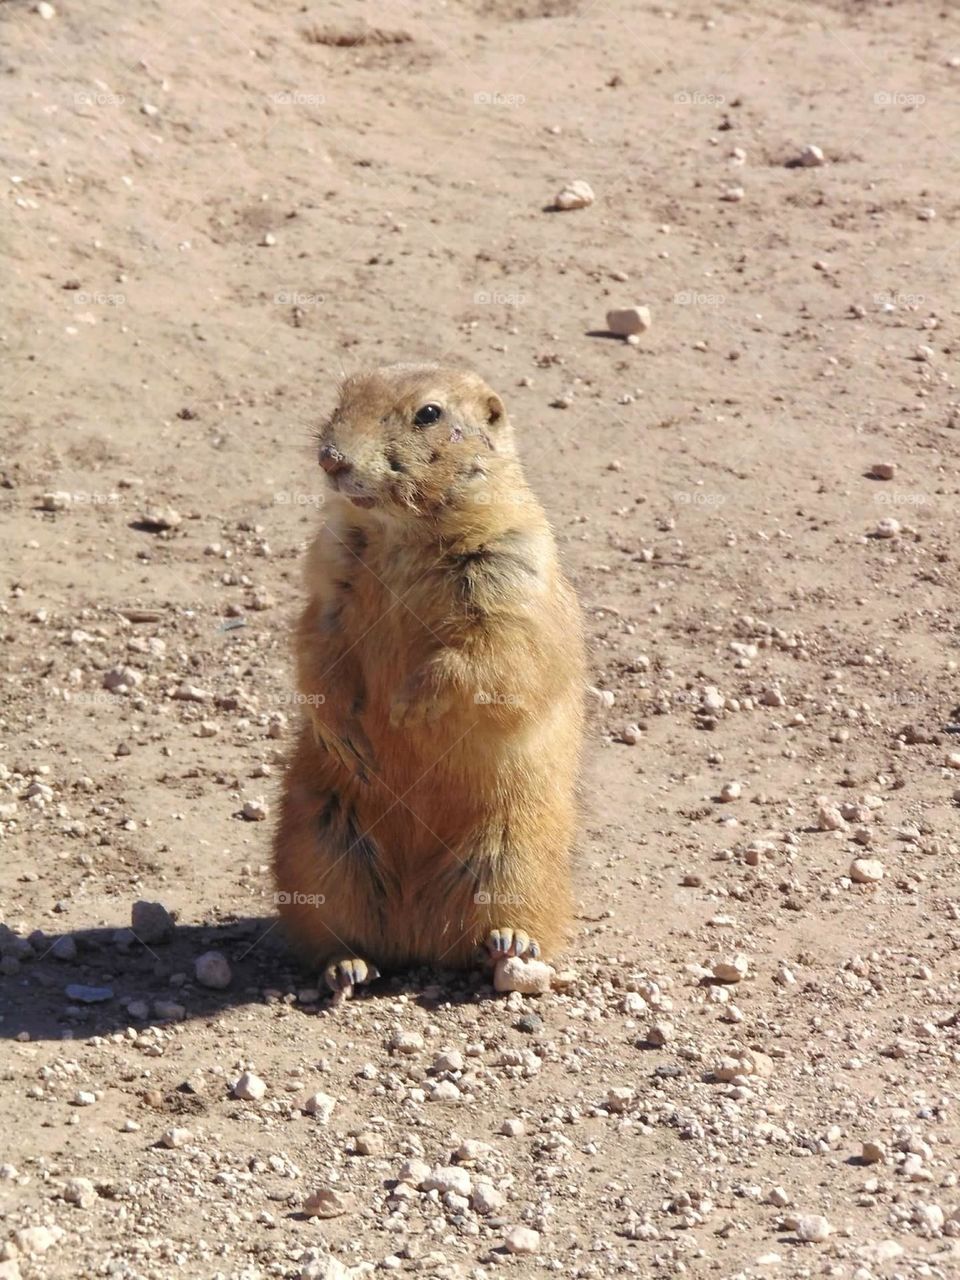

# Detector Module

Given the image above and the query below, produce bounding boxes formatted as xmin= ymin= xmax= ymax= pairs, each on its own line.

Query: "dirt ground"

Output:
xmin=3 ymin=0 xmax=960 ymax=1277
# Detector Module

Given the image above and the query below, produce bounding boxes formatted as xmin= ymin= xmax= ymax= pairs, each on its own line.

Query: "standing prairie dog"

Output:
xmin=272 ymin=363 xmax=585 ymax=992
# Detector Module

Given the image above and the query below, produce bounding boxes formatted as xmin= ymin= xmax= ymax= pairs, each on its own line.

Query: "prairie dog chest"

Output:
xmin=307 ymin=518 xmax=443 ymax=650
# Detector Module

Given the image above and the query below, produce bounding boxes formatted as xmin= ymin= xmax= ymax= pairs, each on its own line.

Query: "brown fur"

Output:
xmin=272 ymin=363 xmax=585 ymax=981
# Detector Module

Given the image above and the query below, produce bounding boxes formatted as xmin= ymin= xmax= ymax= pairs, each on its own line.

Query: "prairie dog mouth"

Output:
xmin=328 ymin=473 xmax=376 ymax=509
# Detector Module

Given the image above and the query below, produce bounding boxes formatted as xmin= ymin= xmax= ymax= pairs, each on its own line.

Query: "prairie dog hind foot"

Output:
xmin=324 ymin=955 xmax=380 ymax=995
xmin=486 ymin=928 xmax=540 ymax=961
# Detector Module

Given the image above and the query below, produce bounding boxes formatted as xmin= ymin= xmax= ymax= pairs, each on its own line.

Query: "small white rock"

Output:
xmin=793 ymin=1214 xmax=832 ymax=1243
xmin=131 ymin=900 xmax=174 ymax=944
xmin=553 ymin=179 xmax=594 ymax=210
xmin=51 ymin=935 xmax=77 ymax=961
xmin=13 ymin=1225 xmax=60 ymax=1255
xmin=849 ymin=858 xmax=884 ymax=885
xmin=428 ymin=1080 xmax=462 ymax=1102
xmin=232 ymin=1071 xmax=267 ymax=1101
xmin=719 ymin=780 xmax=742 ymax=802
xmin=605 ymin=1085 xmax=636 ymax=1113
xmin=713 ymin=954 xmax=749 ymax=983
xmin=423 ymin=1166 xmax=472 ymax=1197
xmin=63 ymin=1176 xmax=97 ymax=1208
xmin=606 ymin=306 xmax=652 ymax=337
xmin=493 ymin=956 xmax=553 ymax=994
xmin=195 ymin=950 xmax=232 ymax=989
xmin=702 ymin=686 xmax=724 ymax=712
xmin=397 ymin=1158 xmax=431 ymax=1186
xmin=588 ymin=685 xmax=615 ymax=709
xmin=713 ymin=1049 xmax=774 ymax=1082
xmin=103 ymin=666 xmax=143 ymax=692
xmin=816 ymin=799 xmax=846 ymax=831
xmin=471 ymin=1180 xmax=504 ymax=1214
xmin=433 ymin=1049 xmax=464 ymax=1073
xmin=160 ymin=1127 xmax=191 ymax=1148
xmin=869 ymin=462 xmax=896 ymax=480
xmin=797 ymin=144 xmax=825 ymax=167
xmin=504 ymin=1226 xmax=540 ymax=1255
xmin=390 ymin=1029 xmax=424 ymax=1054
xmin=303 ymin=1187 xmax=354 ymax=1218
xmin=302 ymin=1092 xmax=336 ymax=1122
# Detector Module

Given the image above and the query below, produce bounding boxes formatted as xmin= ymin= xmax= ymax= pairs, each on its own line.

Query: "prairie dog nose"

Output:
xmin=319 ymin=444 xmax=351 ymax=476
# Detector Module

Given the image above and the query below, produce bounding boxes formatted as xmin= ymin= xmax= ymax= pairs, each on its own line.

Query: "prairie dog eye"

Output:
xmin=413 ymin=403 xmax=443 ymax=428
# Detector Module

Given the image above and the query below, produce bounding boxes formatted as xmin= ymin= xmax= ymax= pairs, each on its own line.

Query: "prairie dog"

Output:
xmin=272 ymin=363 xmax=585 ymax=992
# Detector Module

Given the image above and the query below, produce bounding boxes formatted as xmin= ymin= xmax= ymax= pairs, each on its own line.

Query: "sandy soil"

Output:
xmin=3 ymin=1 xmax=960 ymax=1277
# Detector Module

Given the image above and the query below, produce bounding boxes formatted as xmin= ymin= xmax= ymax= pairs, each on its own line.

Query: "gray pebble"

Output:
xmin=51 ymin=935 xmax=77 ymax=962
xmin=515 ymin=1013 xmax=543 ymax=1034
xmin=131 ymin=900 xmax=175 ymax=944
xmin=65 ymin=984 xmax=113 ymax=1004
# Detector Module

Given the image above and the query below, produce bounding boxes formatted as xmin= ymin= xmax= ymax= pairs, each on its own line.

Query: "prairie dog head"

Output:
xmin=316 ymin=364 xmax=518 ymax=521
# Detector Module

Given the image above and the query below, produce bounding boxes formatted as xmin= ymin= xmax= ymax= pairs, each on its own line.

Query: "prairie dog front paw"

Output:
xmin=389 ymin=665 xmax=455 ymax=729
xmin=389 ymin=686 xmax=452 ymax=729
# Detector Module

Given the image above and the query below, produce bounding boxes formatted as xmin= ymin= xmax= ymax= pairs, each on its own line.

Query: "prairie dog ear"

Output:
xmin=486 ymin=393 xmax=506 ymax=425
